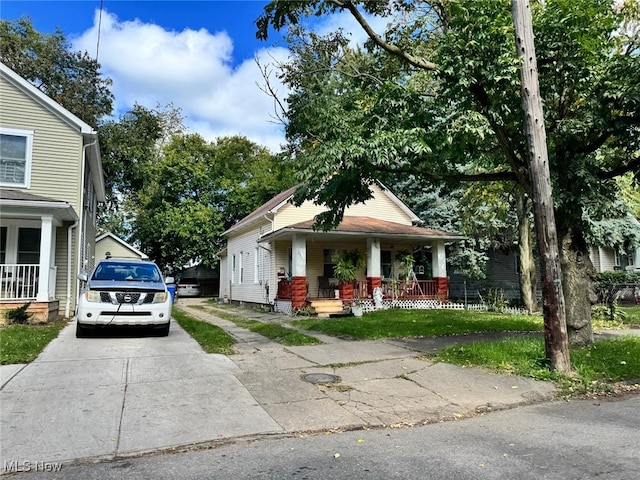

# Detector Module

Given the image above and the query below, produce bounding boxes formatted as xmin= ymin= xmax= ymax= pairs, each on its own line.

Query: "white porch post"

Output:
xmin=291 ymin=234 xmax=307 ymax=276
xmin=366 ymin=237 xmax=383 ymax=297
xmin=37 ymin=215 xmax=54 ymax=301
xmin=290 ymin=234 xmax=307 ymax=308
xmin=432 ymin=240 xmax=447 ymax=278
xmin=432 ymin=240 xmax=448 ymax=299
xmin=367 ymin=238 xmax=381 ymax=277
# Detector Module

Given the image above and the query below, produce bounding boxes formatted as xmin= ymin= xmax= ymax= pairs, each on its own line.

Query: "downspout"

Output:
xmin=65 ymin=220 xmax=79 ymax=318
xmin=263 ymin=214 xmax=274 ymax=303
xmin=70 ymin=137 xmax=97 ymax=318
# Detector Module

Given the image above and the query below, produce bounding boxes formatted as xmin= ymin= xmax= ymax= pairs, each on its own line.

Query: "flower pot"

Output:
xmin=351 ymin=306 xmax=363 ymax=317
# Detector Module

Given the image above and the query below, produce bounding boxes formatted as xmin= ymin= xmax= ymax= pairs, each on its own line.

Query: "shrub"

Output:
xmin=5 ymin=303 xmax=32 ymax=325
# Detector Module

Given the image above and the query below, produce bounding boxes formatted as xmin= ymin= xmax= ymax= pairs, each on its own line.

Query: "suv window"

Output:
xmin=92 ymin=262 xmax=162 ymax=282
xmin=179 ymin=277 xmax=199 ymax=285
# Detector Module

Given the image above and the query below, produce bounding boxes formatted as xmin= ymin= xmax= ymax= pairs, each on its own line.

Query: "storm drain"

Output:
xmin=302 ymin=373 xmax=341 ymax=385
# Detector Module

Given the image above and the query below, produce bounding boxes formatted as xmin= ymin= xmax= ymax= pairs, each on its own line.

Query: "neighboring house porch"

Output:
xmin=267 ymin=217 xmax=458 ymax=311
xmin=0 ymin=190 xmax=78 ymax=322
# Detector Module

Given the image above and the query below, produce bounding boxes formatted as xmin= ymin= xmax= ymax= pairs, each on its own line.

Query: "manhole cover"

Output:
xmin=302 ymin=373 xmax=341 ymax=384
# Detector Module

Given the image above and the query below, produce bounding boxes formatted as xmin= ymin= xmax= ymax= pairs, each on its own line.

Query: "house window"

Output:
xmin=254 ymin=247 xmax=259 ymax=284
xmin=0 ymin=128 xmax=34 ymax=188
xmin=0 ymin=227 xmax=6 ymax=263
xmin=17 ymin=228 xmax=40 ymax=264
xmin=239 ymin=252 xmax=244 ymax=285
xmin=323 ymin=249 xmax=336 ymax=278
xmin=231 ymin=254 xmax=236 ymax=284
xmin=381 ymin=250 xmax=392 ymax=278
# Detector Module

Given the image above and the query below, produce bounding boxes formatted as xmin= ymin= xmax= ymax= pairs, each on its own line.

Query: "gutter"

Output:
xmin=71 ymin=137 xmax=98 ymax=318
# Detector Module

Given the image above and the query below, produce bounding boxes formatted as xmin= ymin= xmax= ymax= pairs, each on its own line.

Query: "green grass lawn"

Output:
xmin=292 ymin=308 xmax=544 ymax=339
xmin=204 ymin=306 xmax=322 ymax=346
xmin=0 ymin=321 xmax=67 ymax=365
xmin=620 ymin=306 xmax=640 ymax=326
xmin=432 ymin=335 xmax=640 ymax=396
xmin=172 ymin=308 xmax=237 ymax=354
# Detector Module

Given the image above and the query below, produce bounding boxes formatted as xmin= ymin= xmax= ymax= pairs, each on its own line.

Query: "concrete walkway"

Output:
xmin=1 ymin=298 xmax=578 ymax=466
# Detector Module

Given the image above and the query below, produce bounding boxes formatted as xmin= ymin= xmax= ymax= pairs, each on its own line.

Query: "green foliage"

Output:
xmin=0 ymin=16 xmax=113 ymax=127
xmin=0 ymin=321 xmax=66 ymax=365
xmin=331 ymin=249 xmax=365 ymax=283
xmin=130 ymin=134 xmax=295 ymax=270
xmin=5 ymin=303 xmax=32 ymax=325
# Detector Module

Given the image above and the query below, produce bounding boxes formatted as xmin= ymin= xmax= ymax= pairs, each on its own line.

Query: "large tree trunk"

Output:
xmin=516 ymin=192 xmax=537 ymax=313
xmin=559 ymin=227 xmax=596 ymax=346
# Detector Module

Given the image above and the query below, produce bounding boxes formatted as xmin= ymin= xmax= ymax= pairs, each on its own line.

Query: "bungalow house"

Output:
xmin=219 ymin=183 xmax=464 ymax=314
xmin=0 ymin=62 xmax=104 ymax=322
xmin=95 ymin=232 xmax=148 ymax=261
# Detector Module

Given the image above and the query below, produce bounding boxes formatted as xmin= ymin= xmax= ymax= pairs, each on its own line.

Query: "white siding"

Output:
xmin=0 ymin=78 xmax=84 ymax=213
xmin=226 ymin=219 xmax=272 ymax=304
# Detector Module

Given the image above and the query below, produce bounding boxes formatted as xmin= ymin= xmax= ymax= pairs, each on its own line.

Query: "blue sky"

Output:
xmin=1 ymin=1 xmax=383 ymax=152
xmin=0 ymin=1 xmax=290 ymax=151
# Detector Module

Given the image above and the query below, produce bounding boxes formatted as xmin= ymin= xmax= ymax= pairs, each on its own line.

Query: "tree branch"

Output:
xmin=334 ymin=0 xmax=439 ymax=71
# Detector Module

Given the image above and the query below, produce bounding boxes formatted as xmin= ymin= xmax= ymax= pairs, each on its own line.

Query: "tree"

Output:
xmin=256 ymin=0 xmax=639 ymax=351
xmin=0 ymin=16 xmax=113 ymax=127
xmin=132 ymin=134 xmax=296 ymax=270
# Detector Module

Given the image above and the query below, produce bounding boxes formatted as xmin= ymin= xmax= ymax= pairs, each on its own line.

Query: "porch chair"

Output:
xmin=317 ymin=276 xmax=333 ymax=298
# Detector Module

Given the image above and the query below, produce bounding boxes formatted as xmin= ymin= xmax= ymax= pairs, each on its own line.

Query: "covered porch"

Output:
xmin=0 ymin=190 xmax=79 ymax=322
xmin=262 ymin=216 xmax=464 ymax=314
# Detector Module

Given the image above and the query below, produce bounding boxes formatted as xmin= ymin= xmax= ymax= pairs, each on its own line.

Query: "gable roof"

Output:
xmin=224 ymin=181 xmax=423 ymax=236
xmin=259 ymin=216 xmax=464 ymax=243
xmin=96 ymin=232 xmax=148 ymax=259
xmin=0 ymin=62 xmax=105 ymax=202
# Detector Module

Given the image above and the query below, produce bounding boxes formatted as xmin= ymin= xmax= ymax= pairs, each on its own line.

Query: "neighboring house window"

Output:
xmin=0 ymin=226 xmax=6 ymax=263
xmin=254 ymin=247 xmax=259 ymax=284
xmin=381 ymin=251 xmax=392 ymax=279
xmin=239 ymin=252 xmax=244 ymax=285
xmin=231 ymin=254 xmax=236 ymax=284
xmin=17 ymin=228 xmax=40 ymax=264
xmin=0 ymin=128 xmax=34 ymax=188
xmin=614 ymin=250 xmax=621 ymax=270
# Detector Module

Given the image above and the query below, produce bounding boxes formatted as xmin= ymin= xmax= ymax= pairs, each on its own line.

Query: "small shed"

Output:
xmin=95 ymin=233 xmax=148 ymax=261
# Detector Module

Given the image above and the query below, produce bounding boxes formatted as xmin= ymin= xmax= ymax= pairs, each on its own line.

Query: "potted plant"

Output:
xmin=350 ymin=299 xmax=363 ymax=317
xmin=332 ymin=249 xmax=365 ymax=299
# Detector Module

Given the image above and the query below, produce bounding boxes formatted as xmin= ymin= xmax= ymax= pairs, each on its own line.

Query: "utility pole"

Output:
xmin=511 ymin=0 xmax=571 ymax=371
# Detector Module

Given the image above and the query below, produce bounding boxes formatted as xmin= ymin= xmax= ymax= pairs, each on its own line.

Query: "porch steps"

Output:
xmin=309 ymin=298 xmax=345 ymax=318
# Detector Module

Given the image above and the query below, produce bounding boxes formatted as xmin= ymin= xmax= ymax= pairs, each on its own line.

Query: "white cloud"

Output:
xmin=73 ymin=9 xmax=288 ymax=153
xmin=68 ymin=7 xmax=389 ymax=154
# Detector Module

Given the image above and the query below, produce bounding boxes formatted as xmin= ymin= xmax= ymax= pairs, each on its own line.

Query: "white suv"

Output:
xmin=76 ymin=258 xmax=173 ymax=337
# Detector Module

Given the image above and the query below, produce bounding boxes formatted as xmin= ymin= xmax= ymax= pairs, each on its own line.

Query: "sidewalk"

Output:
xmin=176 ymin=298 xmax=557 ymax=430
xmin=1 ymin=298 xmax=559 ymax=466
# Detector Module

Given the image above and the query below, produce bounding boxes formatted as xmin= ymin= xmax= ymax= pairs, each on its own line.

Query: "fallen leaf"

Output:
xmin=334 ymin=453 xmax=341 ymax=458
xmin=357 ymin=439 xmax=365 ymax=443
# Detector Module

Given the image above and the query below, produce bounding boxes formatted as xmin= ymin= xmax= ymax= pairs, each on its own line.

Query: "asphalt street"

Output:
xmin=4 ymin=394 xmax=639 ymax=479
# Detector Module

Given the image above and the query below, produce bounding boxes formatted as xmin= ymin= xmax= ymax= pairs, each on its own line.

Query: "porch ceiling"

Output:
xmin=0 ymin=189 xmax=78 ymax=223
xmin=258 ymin=216 xmax=465 ymax=244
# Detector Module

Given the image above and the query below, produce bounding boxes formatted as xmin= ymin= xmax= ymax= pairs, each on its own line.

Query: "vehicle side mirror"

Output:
xmin=77 ymin=272 xmax=88 ymax=282
xmin=165 ymin=276 xmax=175 ymax=284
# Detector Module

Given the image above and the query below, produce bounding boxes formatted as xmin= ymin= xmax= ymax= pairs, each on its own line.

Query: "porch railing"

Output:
xmin=0 ymin=264 xmax=40 ymax=300
xmin=380 ymin=279 xmax=439 ymax=300
xmin=307 ymin=279 xmax=441 ymax=300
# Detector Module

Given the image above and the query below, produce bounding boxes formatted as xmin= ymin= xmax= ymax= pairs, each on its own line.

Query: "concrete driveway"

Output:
xmin=0 ymin=320 xmax=282 ymax=465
